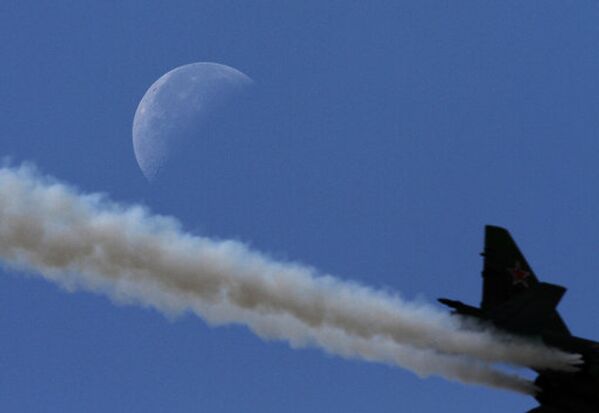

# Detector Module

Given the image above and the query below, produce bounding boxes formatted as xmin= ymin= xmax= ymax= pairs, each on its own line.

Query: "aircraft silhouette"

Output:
xmin=439 ymin=226 xmax=599 ymax=413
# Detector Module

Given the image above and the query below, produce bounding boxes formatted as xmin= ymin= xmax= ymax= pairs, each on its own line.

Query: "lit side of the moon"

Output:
xmin=132 ymin=62 xmax=252 ymax=181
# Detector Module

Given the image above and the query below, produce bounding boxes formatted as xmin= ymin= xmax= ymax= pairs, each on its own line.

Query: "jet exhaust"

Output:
xmin=0 ymin=164 xmax=581 ymax=395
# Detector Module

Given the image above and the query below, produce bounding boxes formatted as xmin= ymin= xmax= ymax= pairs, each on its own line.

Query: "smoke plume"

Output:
xmin=0 ymin=164 xmax=581 ymax=394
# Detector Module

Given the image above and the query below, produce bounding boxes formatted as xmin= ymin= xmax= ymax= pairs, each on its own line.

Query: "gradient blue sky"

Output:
xmin=2 ymin=1 xmax=599 ymax=412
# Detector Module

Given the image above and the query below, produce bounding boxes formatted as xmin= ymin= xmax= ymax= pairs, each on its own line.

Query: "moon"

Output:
xmin=132 ymin=62 xmax=253 ymax=181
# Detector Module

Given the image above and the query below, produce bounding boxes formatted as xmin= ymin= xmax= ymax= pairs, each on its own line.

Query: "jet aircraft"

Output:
xmin=439 ymin=225 xmax=599 ymax=413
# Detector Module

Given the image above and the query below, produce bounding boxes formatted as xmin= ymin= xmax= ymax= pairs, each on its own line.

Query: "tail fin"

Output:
xmin=481 ymin=226 xmax=571 ymax=336
xmin=481 ymin=225 xmax=539 ymax=311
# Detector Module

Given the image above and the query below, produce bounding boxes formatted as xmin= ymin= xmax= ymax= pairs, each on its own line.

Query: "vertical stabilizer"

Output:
xmin=482 ymin=225 xmax=539 ymax=311
xmin=481 ymin=226 xmax=570 ymax=336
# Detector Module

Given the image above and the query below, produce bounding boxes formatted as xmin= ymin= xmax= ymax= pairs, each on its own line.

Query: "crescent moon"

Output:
xmin=132 ymin=62 xmax=252 ymax=181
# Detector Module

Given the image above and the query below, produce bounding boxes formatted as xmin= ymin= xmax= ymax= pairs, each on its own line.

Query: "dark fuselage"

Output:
xmin=438 ymin=297 xmax=599 ymax=413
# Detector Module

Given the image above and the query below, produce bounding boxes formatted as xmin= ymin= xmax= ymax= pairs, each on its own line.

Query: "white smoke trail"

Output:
xmin=0 ymin=164 xmax=579 ymax=393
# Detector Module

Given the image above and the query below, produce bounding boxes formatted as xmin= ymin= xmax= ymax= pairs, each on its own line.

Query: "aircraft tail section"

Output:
xmin=481 ymin=226 xmax=571 ymax=337
xmin=488 ymin=282 xmax=569 ymax=336
xmin=481 ymin=225 xmax=539 ymax=311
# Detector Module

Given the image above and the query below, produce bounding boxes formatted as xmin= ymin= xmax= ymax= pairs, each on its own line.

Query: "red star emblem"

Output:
xmin=508 ymin=261 xmax=531 ymax=287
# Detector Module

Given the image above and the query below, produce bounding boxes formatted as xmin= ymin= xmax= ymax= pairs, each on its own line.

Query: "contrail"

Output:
xmin=0 ymin=164 xmax=580 ymax=394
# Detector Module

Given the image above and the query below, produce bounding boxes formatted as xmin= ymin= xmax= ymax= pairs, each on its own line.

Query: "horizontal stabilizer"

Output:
xmin=489 ymin=282 xmax=569 ymax=336
xmin=437 ymin=298 xmax=483 ymax=318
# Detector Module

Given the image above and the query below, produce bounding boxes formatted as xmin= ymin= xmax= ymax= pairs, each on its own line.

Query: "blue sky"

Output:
xmin=2 ymin=1 xmax=599 ymax=412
